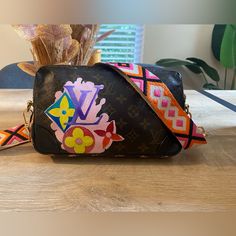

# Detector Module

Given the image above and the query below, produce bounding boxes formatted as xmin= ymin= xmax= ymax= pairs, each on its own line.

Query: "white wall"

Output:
xmin=0 ymin=25 xmax=31 ymax=69
xmin=143 ymin=24 xmax=217 ymax=65
xmin=0 ymin=24 xmax=229 ymax=89
xmin=142 ymin=24 xmax=229 ymax=89
xmin=0 ymin=24 xmax=218 ymax=68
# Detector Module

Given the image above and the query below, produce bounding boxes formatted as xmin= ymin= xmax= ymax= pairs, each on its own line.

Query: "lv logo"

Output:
xmin=64 ymin=84 xmax=104 ymax=125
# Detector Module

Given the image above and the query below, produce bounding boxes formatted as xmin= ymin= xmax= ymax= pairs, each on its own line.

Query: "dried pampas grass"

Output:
xmin=13 ymin=24 xmax=115 ymax=76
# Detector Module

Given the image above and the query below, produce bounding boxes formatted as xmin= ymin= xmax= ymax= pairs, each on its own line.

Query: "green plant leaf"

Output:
xmin=203 ymin=83 xmax=221 ymax=90
xmin=156 ymin=58 xmax=204 ymax=76
xmin=220 ymin=24 xmax=236 ymax=68
xmin=156 ymin=58 xmax=193 ymax=67
xmin=211 ymin=25 xmax=226 ymax=61
xmin=185 ymin=64 xmax=203 ymax=74
xmin=186 ymin=57 xmax=220 ymax=82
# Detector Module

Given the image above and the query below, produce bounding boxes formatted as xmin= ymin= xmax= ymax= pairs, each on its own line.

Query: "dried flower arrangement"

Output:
xmin=12 ymin=24 xmax=115 ymax=76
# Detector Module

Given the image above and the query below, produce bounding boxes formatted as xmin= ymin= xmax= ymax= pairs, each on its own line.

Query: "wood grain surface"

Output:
xmin=0 ymin=90 xmax=235 ymax=212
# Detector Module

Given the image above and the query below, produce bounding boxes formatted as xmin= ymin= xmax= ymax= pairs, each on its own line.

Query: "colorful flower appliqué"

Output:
xmin=94 ymin=121 xmax=124 ymax=149
xmin=44 ymin=78 xmax=124 ymax=154
xmin=45 ymin=93 xmax=75 ymax=131
xmin=63 ymin=126 xmax=94 ymax=154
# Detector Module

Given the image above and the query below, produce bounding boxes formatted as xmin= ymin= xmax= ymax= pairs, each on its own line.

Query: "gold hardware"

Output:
xmin=184 ymin=94 xmax=192 ymax=118
xmin=184 ymin=97 xmax=206 ymax=137
xmin=198 ymin=126 xmax=207 ymax=137
xmin=23 ymin=100 xmax=33 ymax=138
xmin=26 ymin=100 xmax=33 ymax=112
xmin=185 ymin=104 xmax=192 ymax=119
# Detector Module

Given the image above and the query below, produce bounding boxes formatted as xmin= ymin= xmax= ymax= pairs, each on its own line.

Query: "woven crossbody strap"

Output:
xmin=0 ymin=101 xmax=32 ymax=150
xmin=0 ymin=124 xmax=30 ymax=150
xmin=105 ymin=63 xmax=206 ymax=149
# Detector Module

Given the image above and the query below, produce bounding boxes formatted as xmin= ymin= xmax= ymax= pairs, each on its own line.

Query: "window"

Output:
xmin=96 ymin=24 xmax=144 ymax=63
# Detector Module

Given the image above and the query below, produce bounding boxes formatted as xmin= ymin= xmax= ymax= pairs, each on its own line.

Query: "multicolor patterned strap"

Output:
xmin=0 ymin=124 xmax=30 ymax=150
xmin=106 ymin=63 xmax=207 ymax=149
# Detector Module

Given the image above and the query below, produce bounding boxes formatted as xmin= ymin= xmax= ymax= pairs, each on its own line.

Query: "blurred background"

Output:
xmin=0 ymin=24 xmax=234 ymax=90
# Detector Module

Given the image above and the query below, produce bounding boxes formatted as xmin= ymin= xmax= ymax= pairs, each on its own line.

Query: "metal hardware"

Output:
xmin=23 ymin=100 xmax=33 ymax=139
xmin=185 ymin=104 xmax=192 ymax=119
xmin=184 ymin=94 xmax=192 ymax=118
xmin=198 ymin=126 xmax=207 ymax=137
xmin=184 ymin=96 xmax=206 ymax=137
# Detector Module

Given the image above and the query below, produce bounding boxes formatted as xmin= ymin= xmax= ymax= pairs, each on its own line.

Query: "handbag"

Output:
xmin=0 ymin=63 xmax=206 ymax=157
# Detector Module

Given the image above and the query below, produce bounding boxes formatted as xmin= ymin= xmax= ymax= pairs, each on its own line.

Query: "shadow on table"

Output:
xmin=50 ymin=125 xmax=236 ymax=167
xmin=0 ymin=146 xmax=234 ymax=167
xmin=0 ymin=126 xmax=235 ymax=167
xmin=0 ymin=144 xmax=35 ymax=156
xmin=51 ymin=125 xmax=236 ymax=166
xmin=50 ymin=150 xmax=205 ymax=166
xmin=0 ymin=144 xmax=207 ymax=166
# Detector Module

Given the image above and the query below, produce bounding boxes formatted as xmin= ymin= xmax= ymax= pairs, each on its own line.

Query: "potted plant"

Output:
xmin=156 ymin=24 xmax=236 ymax=90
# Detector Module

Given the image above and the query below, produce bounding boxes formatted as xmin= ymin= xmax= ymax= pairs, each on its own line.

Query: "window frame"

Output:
xmin=96 ymin=24 xmax=145 ymax=63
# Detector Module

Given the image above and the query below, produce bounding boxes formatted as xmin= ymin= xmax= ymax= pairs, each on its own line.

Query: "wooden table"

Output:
xmin=0 ymin=90 xmax=235 ymax=212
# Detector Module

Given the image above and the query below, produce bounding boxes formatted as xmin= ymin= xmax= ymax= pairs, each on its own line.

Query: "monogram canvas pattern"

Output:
xmin=109 ymin=63 xmax=207 ymax=149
